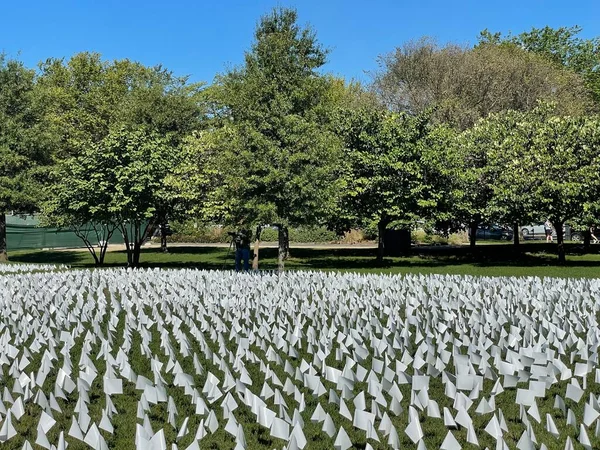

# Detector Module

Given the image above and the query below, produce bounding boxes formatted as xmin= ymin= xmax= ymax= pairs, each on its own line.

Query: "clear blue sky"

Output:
xmin=2 ymin=0 xmax=599 ymax=84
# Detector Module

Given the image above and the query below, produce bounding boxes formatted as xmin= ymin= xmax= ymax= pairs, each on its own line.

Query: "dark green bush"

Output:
xmin=168 ymin=221 xmax=233 ymax=243
xmin=259 ymin=226 xmax=339 ymax=243
xmin=168 ymin=222 xmax=340 ymax=244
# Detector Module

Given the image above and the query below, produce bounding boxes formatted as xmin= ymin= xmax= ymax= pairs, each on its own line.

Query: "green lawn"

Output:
xmin=7 ymin=242 xmax=600 ymax=278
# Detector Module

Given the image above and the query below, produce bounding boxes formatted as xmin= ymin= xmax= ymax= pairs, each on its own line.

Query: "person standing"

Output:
xmin=544 ymin=219 xmax=553 ymax=242
xmin=591 ymin=225 xmax=599 ymax=244
xmin=229 ymin=229 xmax=252 ymax=271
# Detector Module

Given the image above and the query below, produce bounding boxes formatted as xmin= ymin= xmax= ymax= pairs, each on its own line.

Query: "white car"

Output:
xmin=521 ymin=224 xmax=550 ymax=240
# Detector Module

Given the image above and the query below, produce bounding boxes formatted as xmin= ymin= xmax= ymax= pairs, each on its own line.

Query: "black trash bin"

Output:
xmin=384 ymin=228 xmax=411 ymax=256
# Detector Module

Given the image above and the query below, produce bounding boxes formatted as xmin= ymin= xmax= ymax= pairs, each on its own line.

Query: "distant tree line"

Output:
xmin=1 ymin=8 xmax=599 ymax=266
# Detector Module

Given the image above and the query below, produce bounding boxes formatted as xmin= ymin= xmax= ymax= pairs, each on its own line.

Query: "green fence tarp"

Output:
xmin=6 ymin=215 xmax=125 ymax=251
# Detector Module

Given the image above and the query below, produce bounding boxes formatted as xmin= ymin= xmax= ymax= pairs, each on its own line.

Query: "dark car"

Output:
xmin=474 ymin=224 xmax=513 ymax=241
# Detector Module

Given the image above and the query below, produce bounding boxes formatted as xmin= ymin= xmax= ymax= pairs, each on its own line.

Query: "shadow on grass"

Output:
xmin=9 ymin=249 xmax=90 ymax=266
xmin=8 ymin=243 xmax=600 ymax=273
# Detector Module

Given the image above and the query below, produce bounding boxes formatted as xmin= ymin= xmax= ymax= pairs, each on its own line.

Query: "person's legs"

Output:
xmin=242 ymin=249 xmax=250 ymax=271
xmin=235 ymin=249 xmax=242 ymax=271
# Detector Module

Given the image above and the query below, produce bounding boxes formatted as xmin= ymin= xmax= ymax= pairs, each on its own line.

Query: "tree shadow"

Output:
xmin=7 ymin=243 xmax=600 ymax=272
xmin=9 ymin=250 xmax=90 ymax=266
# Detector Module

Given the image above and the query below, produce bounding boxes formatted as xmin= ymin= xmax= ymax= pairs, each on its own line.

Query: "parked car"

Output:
xmin=521 ymin=223 xmax=572 ymax=240
xmin=474 ymin=224 xmax=513 ymax=241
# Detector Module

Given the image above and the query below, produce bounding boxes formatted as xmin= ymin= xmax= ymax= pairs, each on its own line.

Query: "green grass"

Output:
xmin=7 ymin=242 xmax=600 ymax=278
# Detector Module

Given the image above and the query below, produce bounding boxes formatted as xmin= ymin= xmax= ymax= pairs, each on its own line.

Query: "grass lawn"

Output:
xmin=7 ymin=241 xmax=600 ymax=278
xmin=3 ymin=247 xmax=600 ymax=449
xmin=1 ymin=264 xmax=599 ymax=449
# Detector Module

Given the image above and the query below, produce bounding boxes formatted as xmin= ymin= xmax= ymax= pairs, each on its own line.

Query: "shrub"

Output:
xmin=168 ymin=221 xmax=233 ymax=243
xmin=168 ymin=222 xmax=340 ymax=244
xmin=338 ymin=229 xmax=367 ymax=244
xmin=412 ymin=229 xmax=449 ymax=245
xmin=448 ymin=231 xmax=469 ymax=245
xmin=260 ymin=226 xmax=338 ymax=243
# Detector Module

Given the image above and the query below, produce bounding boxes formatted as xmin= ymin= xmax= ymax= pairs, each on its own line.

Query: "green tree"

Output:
xmin=458 ymin=109 xmax=538 ymax=249
xmin=459 ymin=105 xmax=600 ymax=262
xmin=38 ymin=53 xmax=206 ymax=254
xmin=0 ymin=56 xmax=52 ymax=261
xmin=526 ymin=113 xmax=600 ymax=263
xmin=205 ymin=8 xmax=343 ymax=270
xmin=336 ymin=107 xmax=457 ymax=261
xmin=43 ymin=127 xmax=183 ymax=266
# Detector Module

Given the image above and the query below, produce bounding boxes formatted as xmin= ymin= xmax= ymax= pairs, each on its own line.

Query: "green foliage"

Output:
xmin=43 ymin=127 xmax=184 ymax=265
xmin=199 ymin=8 xmax=344 ymax=230
xmin=458 ymin=103 xmax=600 ymax=260
xmin=336 ymin=107 xmax=457 ymax=230
xmin=167 ymin=222 xmax=233 ymax=244
xmin=37 ymin=52 xmax=206 ymax=159
xmin=259 ymin=226 xmax=338 ymax=243
xmin=0 ymin=55 xmax=52 ymax=214
xmin=168 ymin=222 xmax=340 ymax=244
xmin=479 ymin=25 xmax=600 ymax=104
xmin=456 ymin=109 xmax=531 ymax=229
xmin=375 ymin=37 xmax=592 ymax=130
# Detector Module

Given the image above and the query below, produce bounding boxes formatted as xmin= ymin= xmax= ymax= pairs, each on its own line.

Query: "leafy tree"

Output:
xmin=204 ymin=7 xmax=343 ymax=270
xmin=38 ymin=53 xmax=206 ymax=254
xmin=374 ymin=38 xmax=592 ymax=129
xmin=479 ymin=25 xmax=600 ymax=104
xmin=525 ymin=113 xmax=600 ymax=263
xmin=336 ymin=107 xmax=457 ymax=261
xmin=0 ymin=56 xmax=52 ymax=261
xmin=458 ymin=109 xmax=538 ymax=249
xmin=460 ymin=105 xmax=600 ymax=261
xmin=43 ymin=127 xmax=183 ymax=266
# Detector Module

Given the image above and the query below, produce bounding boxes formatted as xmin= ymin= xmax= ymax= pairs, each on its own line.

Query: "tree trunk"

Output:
xmin=160 ymin=223 xmax=168 ymax=253
xmin=555 ymin=221 xmax=566 ymax=264
xmin=0 ymin=212 xmax=7 ymax=262
xmin=284 ymin=227 xmax=290 ymax=260
xmin=377 ymin=220 xmax=387 ymax=263
xmin=469 ymin=222 xmax=478 ymax=250
xmin=133 ymin=242 xmax=141 ymax=267
xmin=99 ymin=241 xmax=108 ymax=265
xmin=512 ymin=222 xmax=520 ymax=250
xmin=277 ymin=225 xmax=288 ymax=272
xmin=121 ymin=225 xmax=133 ymax=266
xmin=252 ymin=226 xmax=262 ymax=271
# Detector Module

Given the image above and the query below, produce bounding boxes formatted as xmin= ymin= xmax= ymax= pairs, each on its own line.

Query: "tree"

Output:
xmin=459 ymin=105 xmax=600 ymax=262
xmin=336 ymin=107 xmax=457 ymax=261
xmin=479 ymin=25 xmax=600 ymax=104
xmin=43 ymin=127 xmax=184 ymax=266
xmin=374 ymin=38 xmax=592 ymax=129
xmin=204 ymin=8 xmax=343 ymax=270
xmin=525 ymin=113 xmax=600 ymax=263
xmin=0 ymin=56 xmax=52 ymax=261
xmin=38 ymin=53 xmax=206 ymax=254
xmin=457 ymin=109 xmax=538 ymax=249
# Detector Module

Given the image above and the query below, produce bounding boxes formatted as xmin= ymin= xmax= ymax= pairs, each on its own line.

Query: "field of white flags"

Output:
xmin=0 ymin=263 xmax=67 ymax=274
xmin=1 ymin=268 xmax=600 ymax=450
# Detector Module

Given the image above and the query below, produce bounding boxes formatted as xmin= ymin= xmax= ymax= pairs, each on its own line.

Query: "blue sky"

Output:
xmin=2 ymin=0 xmax=599 ymax=84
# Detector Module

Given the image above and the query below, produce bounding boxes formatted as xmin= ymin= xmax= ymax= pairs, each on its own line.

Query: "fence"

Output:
xmin=7 ymin=215 xmax=124 ymax=251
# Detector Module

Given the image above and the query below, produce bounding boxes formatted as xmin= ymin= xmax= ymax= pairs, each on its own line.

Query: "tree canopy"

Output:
xmin=198 ymin=8 xmax=344 ymax=269
xmin=0 ymin=56 xmax=53 ymax=261
xmin=374 ymin=37 xmax=592 ymax=129
xmin=4 ymin=15 xmax=600 ymax=267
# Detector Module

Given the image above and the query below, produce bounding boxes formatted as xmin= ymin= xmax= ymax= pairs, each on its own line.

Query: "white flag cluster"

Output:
xmin=0 ymin=263 xmax=66 ymax=274
xmin=0 ymin=267 xmax=599 ymax=449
